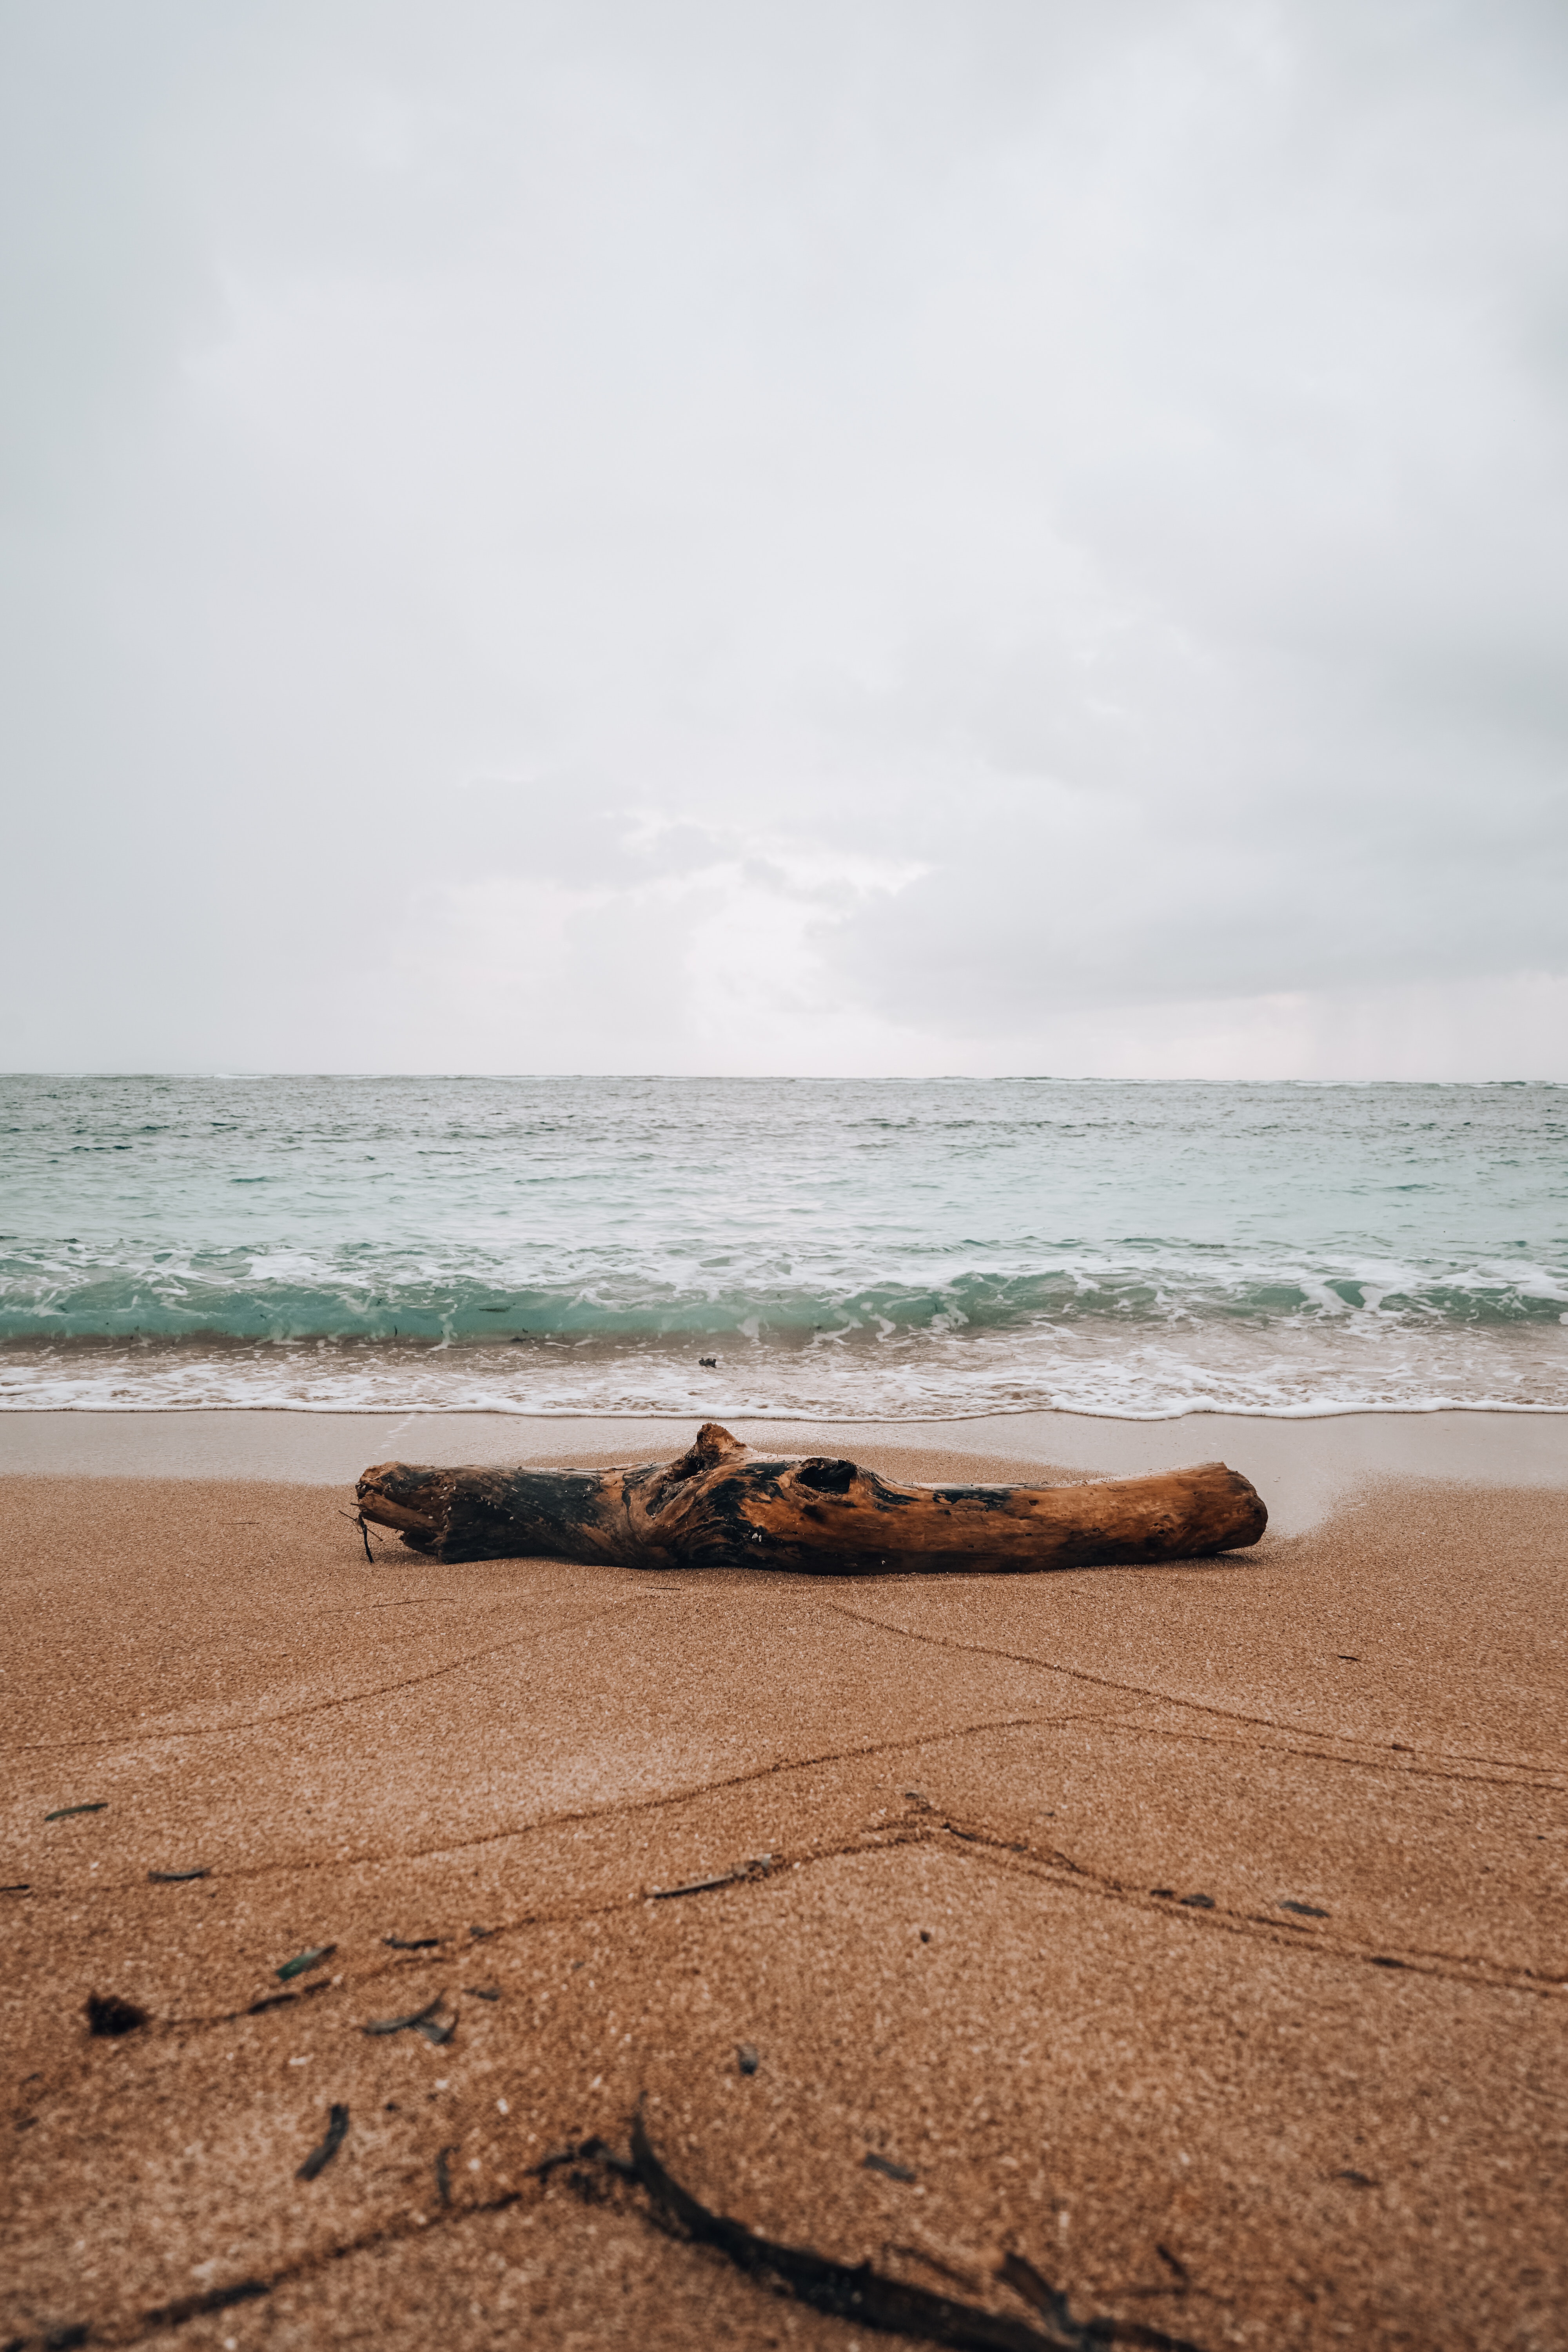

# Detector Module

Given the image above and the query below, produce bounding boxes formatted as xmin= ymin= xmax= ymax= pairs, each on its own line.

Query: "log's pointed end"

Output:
xmin=1217 ymin=1463 xmax=1269 ymax=1546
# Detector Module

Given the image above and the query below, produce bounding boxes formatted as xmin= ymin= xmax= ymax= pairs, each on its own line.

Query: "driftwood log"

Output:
xmin=356 ymin=1421 xmax=1266 ymax=1573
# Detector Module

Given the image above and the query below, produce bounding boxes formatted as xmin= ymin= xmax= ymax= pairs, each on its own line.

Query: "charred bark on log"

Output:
xmin=356 ymin=1421 xmax=1265 ymax=1574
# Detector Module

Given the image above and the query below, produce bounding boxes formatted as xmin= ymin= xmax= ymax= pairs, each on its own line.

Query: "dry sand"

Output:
xmin=3 ymin=1417 xmax=1566 ymax=2351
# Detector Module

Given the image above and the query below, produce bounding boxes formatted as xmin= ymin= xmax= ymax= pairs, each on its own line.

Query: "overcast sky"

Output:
xmin=3 ymin=0 xmax=1566 ymax=1077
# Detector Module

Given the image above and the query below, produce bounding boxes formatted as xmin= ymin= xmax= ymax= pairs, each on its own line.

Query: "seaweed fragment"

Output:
xmin=243 ymin=1977 xmax=328 ymax=2023
xmin=149 ymin=1869 xmax=209 ymax=1884
xmin=435 ymin=2145 xmax=455 ymax=2207
xmin=737 ymin=2042 xmax=759 ymax=2076
xmin=623 ymin=2106 xmax=1208 ymax=2352
xmin=277 ymin=1945 xmax=336 ymax=1982
xmin=384 ymin=1935 xmax=441 ymax=1950
xmin=998 ymin=2250 xmax=1205 ymax=2349
xmin=529 ymin=2136 xmax=638 ymax=2185
xmin=45 ymin=1804 xmax=106 ymax=1822
xmin=143 ymin=2279 xmax=269 ymax=2328
xmin=650 ymin=1874 xmax=738 ymax=1900
xmin=297 ymin=2103 xmax=349 ymax=2181
xmin=465 ymin=1987 xmax=500 ymax=2001
xmin=998 ymin=2253 xmax=1083 ymax=2339
xmin=863 ymin=2151 xmax=916 ymax=2183
xmin=361 ymin=1996 xmax=451 ymax=2039
xmin=1177 ymin=1895 xmax=1214 ymax=1911
xmin=1278 ymin=1902 xmax=1328 ymax=1919
xmin=85 ymin=1992 xmax=147 ymax=2038
xmin=2 ymin=1884 xmax=29 ymax=1895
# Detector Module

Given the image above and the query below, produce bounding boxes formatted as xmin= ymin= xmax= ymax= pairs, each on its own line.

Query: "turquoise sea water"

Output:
xmin=2 ymin=1074 xmax=1565 ymax=1416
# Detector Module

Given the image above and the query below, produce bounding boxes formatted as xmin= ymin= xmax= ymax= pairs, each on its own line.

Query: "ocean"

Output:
xmin=2 ymin=1074 xmax=1565 ymax=1419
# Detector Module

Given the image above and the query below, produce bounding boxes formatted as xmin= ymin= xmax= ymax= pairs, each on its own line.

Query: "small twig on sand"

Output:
xmin=338 ymin=1509 xmax=376 ymax=1562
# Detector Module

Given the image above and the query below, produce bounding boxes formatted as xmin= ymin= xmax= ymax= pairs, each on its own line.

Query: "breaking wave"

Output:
xmin=4 ymin=1073 xmax=1564 ymax=1414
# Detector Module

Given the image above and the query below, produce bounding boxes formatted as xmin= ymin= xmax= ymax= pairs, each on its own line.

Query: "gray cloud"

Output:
xmin=2 ymin=0 xmax=1566 ymax=1074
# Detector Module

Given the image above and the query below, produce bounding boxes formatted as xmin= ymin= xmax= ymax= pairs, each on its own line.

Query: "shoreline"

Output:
xmin=4 ymin=1402 xmax=1565 ymax=1535
xmin=5 ymin=1394 xmax=1568 ymax=1416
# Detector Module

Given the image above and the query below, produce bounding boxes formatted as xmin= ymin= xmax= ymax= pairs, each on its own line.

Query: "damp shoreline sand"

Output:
xmin=4 ymin=1411 xmax=1565 ymax=2349
xmin=5 ymin=1401 xmax=1568 ymax=1535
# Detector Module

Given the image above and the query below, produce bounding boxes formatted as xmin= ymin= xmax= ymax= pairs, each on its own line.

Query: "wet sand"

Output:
xmin=9 ymin=1403 xmax=1568 ymax=1534
xmin=3 ymin=1416 xmax=1566 ymax=2350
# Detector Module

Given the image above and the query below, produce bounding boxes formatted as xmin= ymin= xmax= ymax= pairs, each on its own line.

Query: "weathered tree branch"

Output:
xmin=356 ymin=1421 xmax=1266 ymax=1573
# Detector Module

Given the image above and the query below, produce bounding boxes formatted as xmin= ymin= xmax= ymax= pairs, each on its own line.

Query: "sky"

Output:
xmin=3 ymin=0 xmax=1566 ymax=1078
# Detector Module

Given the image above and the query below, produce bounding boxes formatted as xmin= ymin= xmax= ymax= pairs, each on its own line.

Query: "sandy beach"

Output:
xmin=4 ymin=1412 xmax=1565 ymax=2351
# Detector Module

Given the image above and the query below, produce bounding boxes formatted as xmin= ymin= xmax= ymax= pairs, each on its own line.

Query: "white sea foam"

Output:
xmin=4 ymin=1318 xmax=1565 ymax=1416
